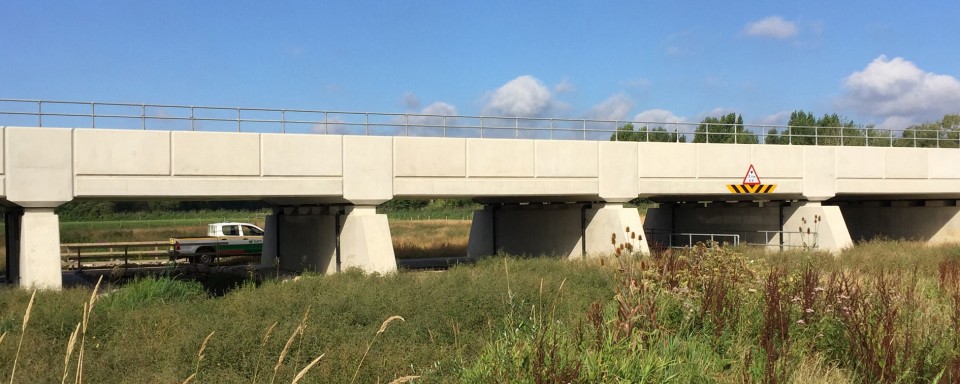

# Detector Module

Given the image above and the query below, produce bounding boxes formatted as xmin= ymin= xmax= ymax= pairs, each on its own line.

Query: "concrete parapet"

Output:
xmin=5 ymin=128 xmax=72 ymax=207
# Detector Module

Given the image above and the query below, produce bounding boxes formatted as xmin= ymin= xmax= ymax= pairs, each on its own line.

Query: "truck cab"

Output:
xmin=209 ymin=223 xmax=264 ymax=237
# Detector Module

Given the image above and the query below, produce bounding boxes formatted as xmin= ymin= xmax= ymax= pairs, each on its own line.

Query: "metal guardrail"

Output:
xmin=61 ymin=241 xmax=170 ymax=271
xmin=645 ymin=230 xmax=741 ymax=248
xmin=1 ymin=98 xmax=958 ymax=147
xmin=759 ymin=230 xmax=819 ymax=250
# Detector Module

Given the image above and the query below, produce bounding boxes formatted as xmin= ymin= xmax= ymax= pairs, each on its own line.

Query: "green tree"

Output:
xmin=692 ymin=113 xmax=757 ymax=144
xmin=767 ymin=111 xmax=862 ymax=146
xmin=610 ymin=123 xmax=686 ymax=143
xmin=895 ymin=114 xmax=960 ymax=148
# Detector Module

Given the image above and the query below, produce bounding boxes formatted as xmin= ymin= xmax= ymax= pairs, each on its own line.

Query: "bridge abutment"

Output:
xmin=466 ymin=203 xmax=647 ymax=258
xmin=838 ymin=200 xmax=960 ymax=244
xmin=266 ymin=205 xmax=396 ymax=275
xmin=643 ymin=201 xmax=853 ymax=253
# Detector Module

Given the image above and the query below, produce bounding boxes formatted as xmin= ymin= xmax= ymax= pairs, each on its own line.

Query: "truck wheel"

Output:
xmin=198 ymin=253 xmax=215 ymax=265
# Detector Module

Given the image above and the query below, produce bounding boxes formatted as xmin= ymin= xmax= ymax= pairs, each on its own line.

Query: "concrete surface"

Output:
xmin=4 ymin=126 xmax=960 ymax=289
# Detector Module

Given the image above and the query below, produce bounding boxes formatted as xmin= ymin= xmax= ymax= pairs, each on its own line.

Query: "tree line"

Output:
xmin=612 ymin=111 xmax=960 ymax=148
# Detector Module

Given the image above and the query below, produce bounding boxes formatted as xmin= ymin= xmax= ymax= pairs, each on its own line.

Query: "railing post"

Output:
xmin=365 ymin=113 xmax=369 ymax=136
xmin=324 ymin=112 xmax=329 ymax=134
xmin=706 ymin=123 xmax=710 ymax=144
xmin=91 ymin=102 xmax=96 ymax=128
xmin=281 ymin=110 xmax=286 ymax=134
xmin=815 ymin=126 xmax=819 ymax=146
xmin=142 ymin=104 xmax=147 ymax=130
xmin=191 ymin=106 xmax=196 ymax=131
xmin=37 ymin=100 xmax=42 ymax=126
xmin=237 ymin=108 xmax=242 ymax=132
xmin=404 ymin=114 xmax=409 ymax=136
xmin=443 ymin=115 xmax=447 ymax=137
xmin=515 ymin=117 xmax=519 ymax=139
xmin=582 ymin=119 xmax=586 ymax=140
xmin=76 ymin=247 xmax=82 ymax=272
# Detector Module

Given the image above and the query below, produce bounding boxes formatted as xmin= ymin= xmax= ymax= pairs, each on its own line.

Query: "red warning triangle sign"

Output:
xmin=742 ymin=164 xmax=761 ymax=186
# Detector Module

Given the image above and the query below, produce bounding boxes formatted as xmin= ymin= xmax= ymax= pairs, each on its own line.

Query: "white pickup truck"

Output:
xmin=169 ymin=222 xmax=265 ymax=264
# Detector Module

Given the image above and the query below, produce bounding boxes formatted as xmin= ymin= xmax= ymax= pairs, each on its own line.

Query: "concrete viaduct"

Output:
xmin=2 ymin=126 xmax=960 ymax=289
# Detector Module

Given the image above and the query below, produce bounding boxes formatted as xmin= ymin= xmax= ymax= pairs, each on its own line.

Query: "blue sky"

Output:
xmin=2 ymin=1 xmax=959 ymax=129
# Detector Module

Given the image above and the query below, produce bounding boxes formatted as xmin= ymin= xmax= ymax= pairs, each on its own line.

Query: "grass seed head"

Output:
xmin=378 ymin=315 xmax=405 ymax=335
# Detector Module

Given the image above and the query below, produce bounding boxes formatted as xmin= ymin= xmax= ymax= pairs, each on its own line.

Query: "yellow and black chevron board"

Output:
xmin=726 ymin=184 xmax=777 ymax=194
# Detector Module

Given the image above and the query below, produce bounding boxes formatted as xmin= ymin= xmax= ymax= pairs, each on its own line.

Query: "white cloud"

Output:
xmin=311 ymin=117 xmax=348 ymax=134
xmin=402 ymin=92 xmax=421 ymax=110
xmin=839 ymin=55 xmax=960 ymax=128
xmin=744 ymin=16 xmax=798 ymax=39
xmin=589 ymin=94 xmax=634 ymax=121
xmin=632 ymin=109 xmax=687 ymax=124
xmin=482 ymin=75 xmax=558 ymax=117
xmin=698 ymin=107 xmax=738 ymax=121
xmin=754 ymin=111 xmax=793 ymax=126
xmin=554 ymin=78 xmax=577 ymax=94
xmin=408 ymin=102 xmax=457 ymax=125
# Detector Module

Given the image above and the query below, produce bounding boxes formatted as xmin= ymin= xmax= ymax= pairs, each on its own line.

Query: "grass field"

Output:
xmin=2 ymin=240 xmax=960 ymax=382
xmin=0 ymin=218 xmax=471 ymax=274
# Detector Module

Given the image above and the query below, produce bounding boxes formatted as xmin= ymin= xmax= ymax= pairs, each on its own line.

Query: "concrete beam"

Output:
xmin=5 ymin=128 xmax=72 ymax=207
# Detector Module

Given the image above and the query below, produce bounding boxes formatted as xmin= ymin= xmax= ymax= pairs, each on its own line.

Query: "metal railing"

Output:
xmin=759 ymin=230 xmax=819 ymax=250
xmin=645 ymin=230 xmax=741 ymax=248
xmin=2 ymin=98 xmax=958 ymax=147
xmin=61 ymin=240 xmax=171 ymax=271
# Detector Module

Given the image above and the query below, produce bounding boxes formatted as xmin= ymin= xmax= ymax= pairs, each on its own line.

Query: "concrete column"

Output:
xmin=18 ymin=208 xmax=63 ymax=290
xmin=585 ymin=203 xmax=649 ymax=255
xmin=260 ymin=211 xmax=278 ymax=269
xmin=466 ymin=207 xmax=495 ymax=258
xmin=782 ymin=202 xmax=853 ymax=253
xmin=275 ymin=205 xmax=396 ymax=275
xmin=838 ymin=200 xmax=960 ymax=244
xmin=338 ymin=206 xmax=396 ymax=274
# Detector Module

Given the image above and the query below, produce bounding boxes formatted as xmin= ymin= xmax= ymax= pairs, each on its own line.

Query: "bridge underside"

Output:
xmin=7 ymin=196 xmax=960 ymax=290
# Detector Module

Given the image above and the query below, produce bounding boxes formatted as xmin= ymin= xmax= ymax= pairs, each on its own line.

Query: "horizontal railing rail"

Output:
xmin=2 ymin=98 xmax=958 ymax=147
